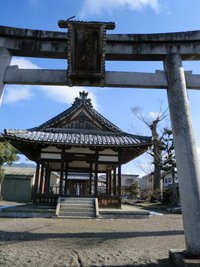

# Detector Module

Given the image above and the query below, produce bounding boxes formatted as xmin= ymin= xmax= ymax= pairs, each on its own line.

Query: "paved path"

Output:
xmin=99 ymin=204 xmax=145 ymax=212
xmin=0 ymin=214 xmax=184 ymax=266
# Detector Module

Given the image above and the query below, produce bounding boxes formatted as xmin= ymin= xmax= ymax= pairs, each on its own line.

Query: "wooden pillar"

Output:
xmin=34 ymin=162 xmax=40 ymax=194
xmin=47 ymin=170 xmax=51 ymax=193
xmin=64 ymin=162 xmax=68 ymax=195
xmin=44 ymin=168 xmax=48 ymax=193
xmin=113 ymin=168 xmax=117 ymax=196
xmin=108 ymin=171 xmax=112 ymax=195
xmin=118 ymin=164 xmax=121 ymax=196
xmin=39 ymin=164 xmax=44 ymax=194
xmin=106 ymin=171 xmax=109 ymax=195
xmin=94 ymin=151 xmax=99 ymax=197
xmin=89 ymin=162 xmax=92 ymax=195
xmin=94 ymin=162 xmax=98 ymax=196
xmin=59 ymin=159 xmax=64 ymax=195
xmin=44 ymin=168 xmax=50 ymax=193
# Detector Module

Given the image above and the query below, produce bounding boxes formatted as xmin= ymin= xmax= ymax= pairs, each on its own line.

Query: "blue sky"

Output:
xmin=1 ymin=0 xmax=200 ymax=175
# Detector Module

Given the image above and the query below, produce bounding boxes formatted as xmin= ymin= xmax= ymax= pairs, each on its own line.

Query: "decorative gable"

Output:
xmin=62 ymin=111 xmax=104 ymax=131
xmin=34 ymin=91 xmax=123 ymax=133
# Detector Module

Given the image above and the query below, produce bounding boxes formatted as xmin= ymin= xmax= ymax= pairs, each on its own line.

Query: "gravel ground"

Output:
xmin=0 ymin=214 xmax=185 ymax=267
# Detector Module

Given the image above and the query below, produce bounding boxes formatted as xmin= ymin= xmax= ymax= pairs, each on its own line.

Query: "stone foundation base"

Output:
xmin=169 ymin=249 xmax=200 ymax=267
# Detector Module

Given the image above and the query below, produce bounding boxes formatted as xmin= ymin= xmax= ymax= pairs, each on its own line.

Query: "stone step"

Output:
xmin=60 ymin=206 xmax=94 ymax=211
xmin=57 ymin=216 xmax=94 ymax=219
xmin=60 ymin=197 xmax=94 ymax=202
xmin=60 ymin=199 xmax=94 ymax=204
xmin=56 ymin=197 xmax=96 ymax=218
xmin=60 ymin=204 xmax=94 ymax=209
xmin=60 ymin=200 xmax=93 ymax=204
xmin=59 ymin=211 xmax=95 ymax=217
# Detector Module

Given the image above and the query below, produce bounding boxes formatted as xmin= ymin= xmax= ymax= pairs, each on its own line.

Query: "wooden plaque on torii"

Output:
xmin=58 ymin=20 xmax=115 ymax=86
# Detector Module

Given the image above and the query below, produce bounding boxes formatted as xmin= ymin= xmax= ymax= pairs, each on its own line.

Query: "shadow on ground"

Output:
xmin=0 ymin=228 xmax=184 ymax=243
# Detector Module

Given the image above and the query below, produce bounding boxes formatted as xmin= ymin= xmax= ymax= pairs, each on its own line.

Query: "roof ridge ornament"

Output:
xmin=79 ymin=91 xmax=88 ymax=99
xmin=58 ymin=20 xmax=115 ymax=87
xmin=72 ymin=91 xmax=93 ymax=108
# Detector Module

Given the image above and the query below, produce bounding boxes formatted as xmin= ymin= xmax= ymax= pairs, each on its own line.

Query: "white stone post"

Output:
xmin=0 ymin=48 xmax=11 ymax=105
xmin=164 ymin=53 xmax=200 ymax=256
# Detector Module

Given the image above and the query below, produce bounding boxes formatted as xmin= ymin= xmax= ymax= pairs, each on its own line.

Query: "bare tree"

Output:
xmin=136 ymin=159 xmax=153 ymax=175
xmin=131 ymin=105 xmax=168 ymax=198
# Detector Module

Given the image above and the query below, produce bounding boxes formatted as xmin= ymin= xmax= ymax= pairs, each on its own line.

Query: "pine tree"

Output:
xmin=161 ymin=128 xmax=178 ymax=206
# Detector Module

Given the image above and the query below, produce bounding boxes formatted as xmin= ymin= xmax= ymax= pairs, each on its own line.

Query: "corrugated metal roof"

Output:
xmin=3 ymin=167 xmax=36 ymax=176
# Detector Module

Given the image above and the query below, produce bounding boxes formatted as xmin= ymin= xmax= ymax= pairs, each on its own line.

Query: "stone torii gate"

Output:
xmin=1 ymin=20 xmax=200 ymax=259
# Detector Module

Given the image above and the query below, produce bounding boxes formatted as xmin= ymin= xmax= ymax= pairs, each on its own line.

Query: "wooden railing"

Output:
xmin=34 ymin=193 xmax=59 ymax=206
xmin=34 ymin=193 xmax=121 ymax=207
xmin=98 ymin=196 xmax=121 ymax=207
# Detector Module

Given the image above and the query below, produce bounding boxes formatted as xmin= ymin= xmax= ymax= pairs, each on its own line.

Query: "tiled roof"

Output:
xmin=5 ymin=128 xmax=151 ymax=147
xmin=3 ymin=92 xmax=152 ymax=151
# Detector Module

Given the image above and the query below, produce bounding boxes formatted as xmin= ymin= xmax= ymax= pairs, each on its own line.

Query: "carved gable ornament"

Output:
xmin=58 ymin=20 xmax=115 ymax=86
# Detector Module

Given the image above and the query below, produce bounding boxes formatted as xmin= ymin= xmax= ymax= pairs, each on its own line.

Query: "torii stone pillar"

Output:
xmin=164 ymin=53 xmax=200 ymax=256
xmin=0 ymin=48 xmax=11 ymax=105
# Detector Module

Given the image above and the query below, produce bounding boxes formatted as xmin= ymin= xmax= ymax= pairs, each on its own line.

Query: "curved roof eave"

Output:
xmin=4 ymin=129 xmax=152 ymax=148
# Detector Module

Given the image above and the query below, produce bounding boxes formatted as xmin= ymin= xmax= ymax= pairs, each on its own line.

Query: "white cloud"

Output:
xmin=80 ymin=0 xmax=160 ymax=17
xmin=6 ymin=58 xmax=99 ymax=109
xmin=11 ymin=57 xmax=40 ymax=69
xmin=148 ymin=111 xmax=160 ymax=120
xmin=4 ymin=84 xmax=98 ymax=108
xmin=39 ymin=86 xmax=81 ymax=104
xmin=28 ymin=0 xmax=40 ymax=8
xmin=4 ymin=85 xmax=33 ymax=104
xmin=196 ymin=147 xmax=200 ymax=159
xmin=39 ymin=86 xmax=98 ymax=109
xmin=3 ymin=85 xmax=98 ymax=109
xmin=3 ymin=58 xmax=39 ymax=104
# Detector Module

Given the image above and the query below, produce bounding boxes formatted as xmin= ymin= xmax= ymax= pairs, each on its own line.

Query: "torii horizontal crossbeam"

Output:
xmin=2 ymin=25 xmax=200 ymax=60
xmin=4 ymin=67 xmax=200 ymax=89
